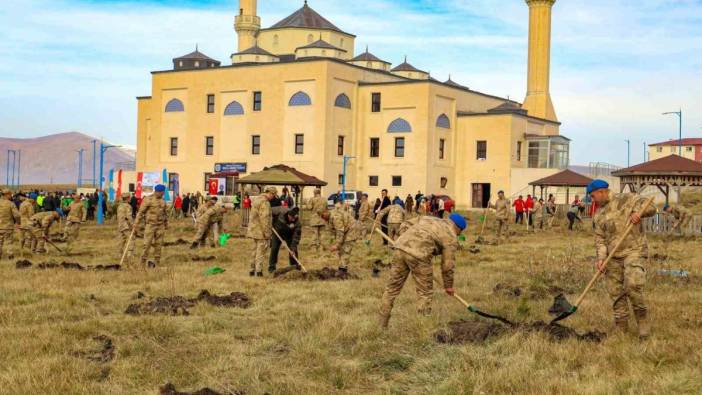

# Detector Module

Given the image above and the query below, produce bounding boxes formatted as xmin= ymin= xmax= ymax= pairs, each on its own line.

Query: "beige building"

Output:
xmin=135 ymin=0 xmax=570 ymax=209
xmin=648 ymin=138 xmax=702 ymax=163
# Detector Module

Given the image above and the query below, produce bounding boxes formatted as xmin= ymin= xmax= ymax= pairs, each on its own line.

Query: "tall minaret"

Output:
xmin=522 ymin=0 xmax=557 ymax=122
xmin=235 ymin=0 xmax=260 ymax=52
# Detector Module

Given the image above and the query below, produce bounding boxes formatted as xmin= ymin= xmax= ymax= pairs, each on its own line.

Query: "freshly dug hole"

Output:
xmin=435 ymin=319 xmax=606 ymax=344
xmin=126 ymin=290 xmax=251 ymax=315
xmin=159 ymin=383 xmax=244 ymax=395
xmin=274 ymin=266 xmax=359 ymax=281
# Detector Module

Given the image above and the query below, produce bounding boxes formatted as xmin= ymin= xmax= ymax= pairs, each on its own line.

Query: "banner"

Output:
xmin=214 ymin=162 xmax=247 ymax=173
xmin=208 ymin=178 xmax=220 ymax=196
xmin=116 ymin=170 xmax=123 ymax=199
xmin=108 ymin=169 xmax=115 ymax=202
xmin=135 ymin=172 xmax=144 ymax=199
xmin=141 ymin=172 xmax=161 ymax=187
xmin=162 ymin=169 xmax=170 ymax=202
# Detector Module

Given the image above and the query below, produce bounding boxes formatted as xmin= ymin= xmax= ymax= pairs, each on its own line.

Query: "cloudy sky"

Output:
xmin=1 ymin=0 xmax=700 ymax=166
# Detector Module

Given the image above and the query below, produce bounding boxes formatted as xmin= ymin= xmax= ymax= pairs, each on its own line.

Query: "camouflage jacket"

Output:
xmin=532 ymin=202 xmax=544 ymax=218
xmin=671 ymin=206 xmax=692 ymax=223
xmin=398 ymin=216 xmax=421 ymax=236
xmin=117 ymin=202 xmax=134 ymax=232
xmin=66 ymin=201 xmax=87 ymax=223
xmin=0 ymin=198 xmax=20 ymax=229
xmin=491 ymin=198 xmax=510 ymax=220
xmin=358 ymin=201 xmax=373 ymax=223
xmin=19 ymin=200 xmax=35 ymax=227
xmin=195 ymin=205 xmax=208 ymax=219
xmin=196 ymin=206 xmax=219 ymax=227
xmin=31 ymin=211 xmax=57 ymax=230
xmin=594 ymin=192 xmax=656 ymax=260
xmin=135 ymin=195 xmax=169 ymax=227
xmin=246 ymin=195 xmax=271 ymax=240
xmin=394 ymin=216 xmax=458 ymax=289
xmin=377 ymin=204 xmax=406 ymax=224
xmin=330 ymin=209 xmax=361 ymax=248
xmin=308 ymin=196 xmax=327 ymax=227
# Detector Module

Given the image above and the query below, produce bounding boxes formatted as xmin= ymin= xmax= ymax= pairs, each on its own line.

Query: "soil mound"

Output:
xmin=468 ymin=245 xmax=481 ymax=254
xmin=275 ymin=267 xmax=359 ymax=281
xmin=126 ymin=290 xmax=251 ymax=315
xmin=195 ymin=290 xmax=251 ymax=308
xmin=15 ymin=260 xmax=32 ymax=269
xmin=72 ymin=335 xmax=115 ymax=363
xmin=159 ymin=383 xmax=244 ymax=395
xmin=191 ymin=256 xmax=216 ymax=262
xmin=17 ymin=260 xmax=121 ymax=271
xmin=435 ymin=319 xmax=606 ymax=344
xmin=493 ymin=283 xmax=522 ymax=298
xmin=164 ymin=239 xmax=190 ymax=247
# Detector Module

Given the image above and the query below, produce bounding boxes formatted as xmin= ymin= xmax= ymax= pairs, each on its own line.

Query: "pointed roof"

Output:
xmin=612 ymin=154 xmax=702 ymax=176
xmin=444 ymin=75 xmax=467 ymax=88
xmin=173 ymin=45 xmax=220 ymax=64
xmin=237 ymin=164 xmax=327 ymax=187
xmin=350 ymin=46 xmax=390 ymax=64
xmin=234 ymin=44 xmax=277 ymax=56
xmin=650 ymin=138 xmax=702 ymax=147
xmin=529 ymin=169 xmax=594 ymax=187
xmin=297 ymin=38 xmax=346 ymax=52
xmin=391 ymin=56 xmax=426 ymax=73
xmin=268 ymin=2 xmax=353 ymax=36
xmin=488 ymin=101 xmax=527 ymax=115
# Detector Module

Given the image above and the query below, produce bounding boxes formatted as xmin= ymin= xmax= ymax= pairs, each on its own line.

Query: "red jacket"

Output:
xmin=174 ymin=196 xmax=182 ymax=209
xmin=243 ymin=198 xmax=252 ymax=209
xmin=525 ymin=197 xmax=534 ymax=210
xmin=513 ymin=199 xmax=525 ymax=213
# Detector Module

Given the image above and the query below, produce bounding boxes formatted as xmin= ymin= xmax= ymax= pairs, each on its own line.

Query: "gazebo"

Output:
xmin=612 ymin=154 xmax=702 ymax=204
xmin=237 ymin=164 xmax=327 ymax=206
xmin=529 ymin=169 xmax=593 ymax=203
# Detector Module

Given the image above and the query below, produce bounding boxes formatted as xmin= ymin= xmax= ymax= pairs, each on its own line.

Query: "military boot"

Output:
xmin=379 ymin=314 xmax=390 ymax=329
xmin=635 ymin=310 xmax=651 ymax=339
xmin=614 ymin=318 xmax=629 ymax=333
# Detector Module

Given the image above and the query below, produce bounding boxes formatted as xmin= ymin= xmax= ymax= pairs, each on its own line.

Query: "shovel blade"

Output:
xmin=548 ymin=293 xmax=574 ymax=315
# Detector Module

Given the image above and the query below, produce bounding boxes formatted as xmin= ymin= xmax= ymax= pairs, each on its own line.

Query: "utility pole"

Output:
xmin=97 ymin=141 xmax=118 ymax=225
xmin=643 ymin=142 xmax=647 ymax=162
xmin=77 ymin=149 xmax=85 ymax=187
xmin=16 ymin=150 xmax=21 ymax=187
xmin=341 ymin=155 xmax=356 ymax=203
xmin=662 ymin=109 xmax=682 ymax=156
xmin=6 ymin=150 xmax=18 ymax=189
xmin=92 ymin=139 xmax=97 ymax=187
xmin=625 ymin=139 xmax=630 ymax=167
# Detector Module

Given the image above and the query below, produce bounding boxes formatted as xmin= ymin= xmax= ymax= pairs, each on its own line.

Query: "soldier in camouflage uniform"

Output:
xmin=308 ymin=188 xmax=327 ymax=250
xmin=246 ymin=186 xmax=276 ymax=277
xmin=191 ymin=197 xmax=218 ymax=249
xmin=489 ymin=190 xmax=510 ymax=242
xmin=379 ymin=214 xmax=466 ymax=328
xmin=322 ymin=208 xmax=362 ymax=272
xmin=663 ymin=204 xmax=692 ymax=235
xmin=208 ymin=206 xmax=227 ymax=247
xmin=18 ymin=195 xmax=35 ymax=251
xmin=63 ymin=193 xmax=86 ymax=254
xmin=116 ymin=193 xmax=135 ymax=259
xmin=589 ymin=180 xmax=656 ymax=338
xmin=135 ymin=185 xmax=169 ymax=267
xmin=532 ymin=198 xmax=544 ymax=231
xmin=357 ymin=194 xmax=373 ymax=239
xmin=30 ymin=211 xmax=59 ymax=253
xmin=375 ymin=202 xmax=406 ymax=241
xmin=0 ymin=190 xmax=20 ymax=260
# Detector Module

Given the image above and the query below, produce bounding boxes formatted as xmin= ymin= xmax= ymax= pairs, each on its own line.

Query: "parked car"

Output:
xmin=327 ymin=191 xmax=362 ymax=209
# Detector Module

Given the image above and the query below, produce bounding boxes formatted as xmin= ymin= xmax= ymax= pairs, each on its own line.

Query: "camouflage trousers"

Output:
xmin=30 ymin=226 xmax=48 ymax=252
xmin=387 ymin=223 xmax=401 ymax=241
xmin=310 ymin=225 xmax=324 ymax=249
xmin=19 ymin=227 xmax=33 ymax=250
xmin=532 ymin=215 xmax=543 ymax=231
xmin=119 ymin=228 xmax=135 ymax=258
xmin=337 ymin=242 xmax=353 ymax=270
xmin=359 ymin=220 xmax=372 ymax=239
xmin=250 ymin=239 xmax=269 ymax=273
xmin=63 ymin=221 xmax=81 ymax=253
xmin=192 ymin=224 xmax=215 ymax=247
xmin=605 ymin=254 xmax=647 ymax=323
xmin=496 ymin=219 xmax=509 ymax=239
xmin=380 ymin=250 xmax=434 ymax=320
xmin=0 ymin=230 xmax=14 ymax=260
xmin=141 ymin=225 xmax=165 ymax=266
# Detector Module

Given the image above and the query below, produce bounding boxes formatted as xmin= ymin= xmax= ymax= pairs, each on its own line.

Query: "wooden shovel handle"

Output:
xmin=119 ymin=226 xmax=137 ymax=266
xmin=272 ymin=227 xmax=307 ymax=273
xmin=572 ymin=196 xmax=655 ymax=308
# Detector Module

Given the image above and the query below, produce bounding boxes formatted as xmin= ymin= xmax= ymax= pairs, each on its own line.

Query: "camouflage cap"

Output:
xmin=264 ymin=186 xmax=278 ymax=195
xmin=121 ymin=192 xmax=131 ymax=199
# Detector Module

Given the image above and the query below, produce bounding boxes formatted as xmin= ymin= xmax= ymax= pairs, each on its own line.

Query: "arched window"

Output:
xmin=273 ymin=34 xmax=279 ymax=46
xmin=223 ymin=100 xmax=244 ymax=116
xmin=289 ymin=91 xmax=312 ymax=106
xmin=334 ymin=93 xmax=351 ymax=109
xmin=436 ymin=114 xmax=451 ymax=129
xmin=387 ymin=118 xmax=412 ymax=133
xmin=165 ymin=99 xmax=184 ymax=112
xmin=307 ymin=34 xmax=314 ymax=43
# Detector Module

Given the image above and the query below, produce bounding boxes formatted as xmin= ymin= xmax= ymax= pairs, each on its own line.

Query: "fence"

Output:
xmin=643 ymin=214 xmax=702 ymax=236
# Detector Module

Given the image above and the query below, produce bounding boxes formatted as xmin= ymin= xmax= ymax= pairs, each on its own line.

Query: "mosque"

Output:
xmin=135 ymin=0 xmax=569 ymax=208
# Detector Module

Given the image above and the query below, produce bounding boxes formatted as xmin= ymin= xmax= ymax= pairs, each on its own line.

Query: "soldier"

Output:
xmin=308 ymin=188 xmax=327 ymax=250
xmin=190 ymin=197 xmax=218 ymax=249
xmin=116 ymin=193 xmax=135 ymax=259
xmin=135 ymin=185 xmax=169 ymax=268
xmin=0 ymin=190 xmax=20 ymax=260
xmin=63 ymin=193 xmax=86 ymax=254
xmin=357 ymin=193 xmax=373 ymax=239
xmin=589 ymin=179 xmax=656 ymax=338
xmin=379 ymin=214 xmax=466 ymax=328
xmin=208 ymin=205 xmax=228 ymax=247
xmin=663 ymin=204 xmax=692 ymax=235
xmin=489 ymin=190 xmax=510 ymax=242
xmin=321 ymin=207 xmax=362 ymax=273
xmin=532 ymin=198 xmax=544 ymax=231
xmin=375 ymin=202 xmax=406 ymax=241
xmin=18 ymin=195 xmax=35 ymax=251
xmin=269 ymin=206 xmax=302 ymax=273
xmin=30 ymin=211 xmax=60 ymax=253
xmin=246 ymin=186 xmax=276 ymax=277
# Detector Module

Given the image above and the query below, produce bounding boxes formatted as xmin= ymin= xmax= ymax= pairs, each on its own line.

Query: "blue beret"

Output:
xmin=586 ymin=179 xmax=609 ymax=195
xmin=154 ymin=184 xmax=166 ymax=193
xmin=449 ymin=213 xmax=467 ymax=231
xmin=663 ymin=204 xmax=670 ymax=211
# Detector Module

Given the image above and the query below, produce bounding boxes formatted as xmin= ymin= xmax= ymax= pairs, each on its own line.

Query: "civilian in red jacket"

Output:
xmin=525 ymin=194 xmax=534 ymax=226
xmin=513 ymin=195 xmax=525 ymax=224
xmin=173 ymin=194 xmax=183 ymax=218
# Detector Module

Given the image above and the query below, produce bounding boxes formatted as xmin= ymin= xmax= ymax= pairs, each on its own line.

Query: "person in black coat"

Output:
xmin=129 ymin=194 xmax=138 ymax=218
xmin=182 ymin=194 xmax=191 ymax=217
xmin=268 ymin=207 xmax=302 ymax=273
xmin=376 ymin=189 xmax=392 ymax=245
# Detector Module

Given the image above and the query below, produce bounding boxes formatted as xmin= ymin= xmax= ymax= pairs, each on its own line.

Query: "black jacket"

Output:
xmin=272 ymin=208 xmax=301 ymax=250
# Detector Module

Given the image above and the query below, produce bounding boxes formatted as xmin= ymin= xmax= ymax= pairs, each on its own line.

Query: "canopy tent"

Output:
xmin=238 ymin=164 xmax=327 ymax=206
xmin=612 ymin=154 xmax=702 ymax=204
xmin=529 ymin=169 xmax=593 ymax=203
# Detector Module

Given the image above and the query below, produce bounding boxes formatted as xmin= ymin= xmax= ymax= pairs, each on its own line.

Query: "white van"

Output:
xmin=327 ymin=191 xmax=362 ymax=209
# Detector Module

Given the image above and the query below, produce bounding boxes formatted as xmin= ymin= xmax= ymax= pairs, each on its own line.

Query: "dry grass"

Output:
xmin=0 ymin=211 xmax=700 ymax=394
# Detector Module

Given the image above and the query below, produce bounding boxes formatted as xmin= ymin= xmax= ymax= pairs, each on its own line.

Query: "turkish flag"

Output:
xmin=208 ymin=178 xmax=219 ymax=196
xmin=135 ymin=172 xmax=144 ymax=198
xmin=116 ymin=170 xmax=123 ymax=198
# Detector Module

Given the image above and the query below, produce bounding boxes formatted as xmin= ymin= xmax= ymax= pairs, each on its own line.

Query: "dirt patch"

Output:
xmin=17 ymin=260 xmax=121 ymax=271
xmin=475 ymin=238 xmax=497 ymax=245
xmin=94 ymin=264 xmax=121 ymax=271
xmin=435 ymin=319 xmax=606 ymax=344
xmin=493 ymin=283 xmax=522 ymax=298
xmin=191 ymin=256 xmax=216 ymax=262
xmin=159 ymin=383 xmax=244 ymax=395
xmin=163 ymin=239 xmax=190 ymax=247
xmin=468 ymin=245 xmax=481 ymax=254
xmin=274 ymin=267 xmax=359 ymax=281
xmin=651 ymin=253 xmax=672 ymax=262
xmin=15 ymin=260 xmax=32 ymax=269
xmin=126 ymin=290 xmax=251 ymax=316
xmin=72 ymin=335 xmax=115 ymax=363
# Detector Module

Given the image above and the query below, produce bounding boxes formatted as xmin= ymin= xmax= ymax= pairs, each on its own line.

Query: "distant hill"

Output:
xmin=0 ymin=132 xmax=135 ymax=185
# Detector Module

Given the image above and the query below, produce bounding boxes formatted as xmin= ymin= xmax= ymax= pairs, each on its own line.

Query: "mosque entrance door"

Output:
xmin=471 ymin=183 xmax=491 ymax=208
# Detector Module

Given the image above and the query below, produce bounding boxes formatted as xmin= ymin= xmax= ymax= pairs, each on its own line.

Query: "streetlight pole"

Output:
xmin=625 ymin=139 xmax=630 ymax=167
xmin=92 ymin=139 xmax=97 ymax=187
xmin=341 ymin=155 xmax=356 ymax=204
xmin=97 ymin=141 xmax=118 ymax=225
xmin=643 ymin=142 xmax=647 ymax=162
xmin=662 ymin=109 xmax=682 ymax=156
xmin=77 ymin=149 xmax=84 ymax=187
xmin=16 ymin=150 xmax=21 ymax=188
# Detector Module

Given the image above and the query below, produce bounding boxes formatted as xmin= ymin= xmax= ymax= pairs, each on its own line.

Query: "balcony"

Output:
xmin=526 ymin=135 xmax=570 ymax=169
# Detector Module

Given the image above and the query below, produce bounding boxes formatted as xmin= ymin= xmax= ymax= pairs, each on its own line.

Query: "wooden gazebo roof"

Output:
xmin=237 ymin=164 xmax=327 ymax=187
xmin=612 ymin=155 xmax=702 ymax=186
xmin=529 ymin=169 xmax=593 ymax=187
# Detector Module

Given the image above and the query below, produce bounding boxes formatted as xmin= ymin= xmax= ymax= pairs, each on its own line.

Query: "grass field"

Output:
xmin=0 ymin=210 xmax=700 ymax=394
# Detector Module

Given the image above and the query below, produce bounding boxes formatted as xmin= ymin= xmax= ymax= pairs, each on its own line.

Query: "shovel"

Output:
xmin=374 ymin=228 xmax=513 ymax=326
xmin=549 ymin=197 xmax=655 ymax=324
xmin=272 ymin=228 xmax=307 ymax=273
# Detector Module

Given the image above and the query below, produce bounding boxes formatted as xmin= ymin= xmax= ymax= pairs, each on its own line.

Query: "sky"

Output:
xmin=0 ymin=0 xmax=701 ymax=166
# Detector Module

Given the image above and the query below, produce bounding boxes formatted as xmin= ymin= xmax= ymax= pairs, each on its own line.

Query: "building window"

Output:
xmin=338 ymin=174 xmax=344 ymax=185
xmin=392 ymin=176 xmax=402 ymax=187
xmin=395 ymin=137 xmax=405 ymax=157
xmin=387 ymin=118 xmax=412 ymax=133
xmin=253 ymin=91 xmax=262 ymax=111
xmin=307 ymin=34 xmax=314 ymax=43
xmin=168 ymin=173 xmax=178 ymax=192
xmin=289 ymin=91 xmax=312 ymax=106
xmin=224 ymin=100 xmax=244 ymax=116
xmin=334 ymin=93 xmax=351 ymax=109
xmin=686 ymin=146 xmax=693 ymax=152
xmin=439 ymin=138 xmax=445 ymax=160
xmin=194 ymin=61 xmax=200 ymax=68
xmin=371 ymin=92 xmax=381 ymax=112
xmin=295 ymin=134 xmax=304 ymax=154
xmin=203 ymin=172 xmax=212 ymax=191
xmin=369 ymin=176 xmax=379 ymax=186
xmin=477 ymin=140 xmax=487 ymax=160
xmin=205 ymin=136 xmax=214 ymax=156
xmin=170 ymin=137 xmax=178 ymax=156
xmin=656 ymin=147 xmax=662 ymax=153
xmin=337 ymin=136 xmax=345 ymax=156
xmin=441 ymin=177 xmax=448 ymax=188
xmin=370 ymin=138 xmax=380 ymax=157
xmin=670 ymin=146 xmax=675 ymax=153
xmin=436 ymin=114 xmax=451 ymax=129
xmin=251 ymin=135 xmax=260 ymax=155
xmin=207 ymin=94 xmax=215 ymax=113
xmin=165 ymin=99 xmax=184 ymax=112
xmin=517 ymin=141 xmax=522 ymax=161
xmin=273 ymin=35 xmax=279 ymax=46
